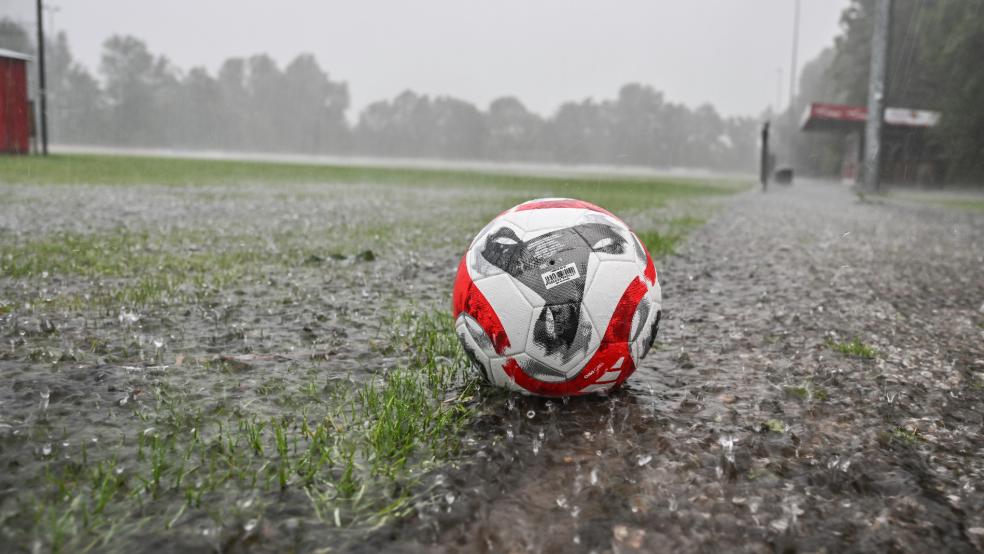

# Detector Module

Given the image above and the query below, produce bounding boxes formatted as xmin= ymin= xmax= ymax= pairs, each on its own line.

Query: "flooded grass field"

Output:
xmin=0 ymin=155 xmax=737 ymax=553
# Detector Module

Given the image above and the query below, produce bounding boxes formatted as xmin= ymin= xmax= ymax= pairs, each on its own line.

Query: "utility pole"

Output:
xmin=35 ymin=0 xmax=49 ymax=155
xmin=788 ymin=0 xmax=800 ymax=125
xmin=760 ymin=121 xmax=770 ymax=192
xmin=863 ymin=0 xmax=891 ymax=191
xmin=775 ymin=67 xmax=783 ymax=112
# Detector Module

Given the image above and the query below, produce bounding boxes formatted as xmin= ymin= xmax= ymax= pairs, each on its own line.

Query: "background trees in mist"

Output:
xmin=0 ymin=22 xmax=757 ymax=171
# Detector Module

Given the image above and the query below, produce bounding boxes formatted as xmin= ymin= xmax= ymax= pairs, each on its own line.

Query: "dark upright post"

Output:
xmin=760 ymin=122 xmax=770 ymax=192
xmin=35 ymin=0 xmax=49 ymax=156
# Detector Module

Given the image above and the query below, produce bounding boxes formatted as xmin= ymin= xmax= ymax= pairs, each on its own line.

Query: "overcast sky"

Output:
xmin=1 ymin=0 xmax=849 ymax=118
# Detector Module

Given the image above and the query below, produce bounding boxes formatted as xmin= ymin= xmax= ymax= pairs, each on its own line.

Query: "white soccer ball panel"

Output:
xmin=472 ymin=272 xmax=532 ymax=356
xmin=498 ymin=207 xmax=592 ymax=235
xmin=581 ymin=260 xmax=643 ymax=334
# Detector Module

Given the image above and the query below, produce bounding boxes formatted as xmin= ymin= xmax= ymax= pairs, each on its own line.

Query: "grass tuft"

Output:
xmin=826 ymin=337 xmax=878 ymax=359
xmin=762 ymin=419 xmax=787 ymax=434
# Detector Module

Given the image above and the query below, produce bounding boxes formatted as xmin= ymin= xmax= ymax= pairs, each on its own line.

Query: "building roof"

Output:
xmin=0 ymin=48 xmax=32 ymax=62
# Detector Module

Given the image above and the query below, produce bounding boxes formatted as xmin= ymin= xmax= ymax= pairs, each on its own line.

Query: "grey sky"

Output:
xmin=2 ymin=0 xmax=849 ymax=118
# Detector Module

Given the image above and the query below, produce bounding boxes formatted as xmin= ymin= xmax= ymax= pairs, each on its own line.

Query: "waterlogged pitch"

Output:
xmin=0 ymin=155 xmax=732 ymax=552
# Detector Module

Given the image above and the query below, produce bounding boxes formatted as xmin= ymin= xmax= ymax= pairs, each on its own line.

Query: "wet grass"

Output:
xmin=7 ymin=310 xmax=476 ymax=552
xmin=826 ymin=337 xmax=878 ymax=359
xmin=635 ymin=215 xmax=707 ymax=258
xmin=886 ymin=426 xmax=923 ymax=446
xmin=0 ymin=154 xmax=745 ymax=214
xmin=784 ymin=382 xmax=829 ymax=402
xmin=762 ymin=419 xmax=787 ymax=434
xmin=884 ymin=190 xmax=984 ymax=213
xmin=0 ymin=154 xmax=744 ymax=551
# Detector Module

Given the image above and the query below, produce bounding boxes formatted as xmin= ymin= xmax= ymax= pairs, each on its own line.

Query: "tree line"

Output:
xmin=0 ymin=20 xmax=757 ymax=171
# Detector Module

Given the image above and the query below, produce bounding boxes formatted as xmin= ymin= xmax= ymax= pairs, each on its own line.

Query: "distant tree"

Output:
xmin=356 ymin=90 xmax=437 ymax=157
xmin=216 ymin=58 xmax=249 ymax=149
xmin=180 ymin=67 xmax=223 ymax=148
xmin=244 ymin=54 xmax=283 ymax=151
xmin=916 ymin=1 xmax=984 ymax=180
xmin=486 ymin=96 xmax=544 ymax=161
xmin=46 ymin=32 xmax=104 ymax=144
xmin=548 ymin=99 xmax=613 ymax=164
xmin=282 ymin=54 xmax=350 ymax=153
xmin=431 ymin=96 xmax=486 ymax=159
xmin=611 ymin=84 xmax=664 ymax=165
xmin=100 ymin=35 xmax=175 ymax=145
xmin=0 ymin=18 xmax=32 ymax=55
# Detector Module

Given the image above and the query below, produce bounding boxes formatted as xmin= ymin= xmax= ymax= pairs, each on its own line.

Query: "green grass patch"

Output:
xmin=0 ymin=154 xmax=746 ymax=214
xmin=784 ymin=382 xmax=829 ymax=402
xmin=888 ymin=426 xmax=922 ymax=446
xmin=0 ymin=154 xmax=743 ymax=550
xmin=635 ymin=216 xmax=706 ymax=259
xmin=886 ymin=191 xmax=984 ymax=213
xmin=762 ymin=419 xmax=787 ymax=434
xmin=826 ymin=337 xmax=878 ymax=359
xmin=8 ymin=309 xmax=476 ymax=552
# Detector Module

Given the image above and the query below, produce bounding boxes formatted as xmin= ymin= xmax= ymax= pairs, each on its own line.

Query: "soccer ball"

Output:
xmin=452 ymin=198 xmax=662 ymax=397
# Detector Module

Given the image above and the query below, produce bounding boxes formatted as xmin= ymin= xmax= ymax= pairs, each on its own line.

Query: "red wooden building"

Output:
xmin=0 ymin=48 xmax=31 ymax=155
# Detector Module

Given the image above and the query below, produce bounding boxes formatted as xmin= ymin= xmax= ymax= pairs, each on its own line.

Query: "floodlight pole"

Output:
xmin=788 ymin=0 xmax=800 ymax=126
xmin=863 ymin=0 xmax=891 ymax=191
xmin=35 ymin=0 xmax=49 ymax=155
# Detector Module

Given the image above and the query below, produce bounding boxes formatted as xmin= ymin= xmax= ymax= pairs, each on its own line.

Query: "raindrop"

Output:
xmin=556 ymin=495 xmax=568 ymax=509
xmin=637 ymin=454 xmax=653 ymax=467
xmin=590 ymin=468 xmax=599 ymax=485
xmin=532 ymin=439 xmax=541 ymax=455
xmin=526 ymin=410 xmax=535 ymax=419
xmin=244 ymin=519 xmax=257 ymax=533
xmin=505 ymin=429 xmax=514 ymax=440
xmin=445 ymin=492 xmax=456 ymax=505
xmin=41 ymin=444 xmax=52 ymax=457
xmin=38 ymin=390 xmax=50 ymax=412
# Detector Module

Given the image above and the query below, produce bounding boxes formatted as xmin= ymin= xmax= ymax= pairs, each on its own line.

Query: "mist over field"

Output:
xmin=2 ymin=2 xmax=984 ymax=553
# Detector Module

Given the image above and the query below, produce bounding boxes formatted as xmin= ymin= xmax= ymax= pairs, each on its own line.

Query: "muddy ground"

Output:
xmin=1 ymin=176 xmax=983 ymax=553
xmin=374 ymin=182 xmax=984 ymax=553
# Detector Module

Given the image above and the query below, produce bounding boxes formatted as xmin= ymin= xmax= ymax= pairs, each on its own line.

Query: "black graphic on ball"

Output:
xmin=481 ymin=223 xmax=627 ymax=372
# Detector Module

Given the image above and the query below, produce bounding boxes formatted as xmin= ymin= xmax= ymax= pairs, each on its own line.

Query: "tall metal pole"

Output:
xmin=788 ymin=0 xmax=800 ymax=124
xmin=863 ymin=0 xmax=891 ymax=191
xmin=35 ymin=0 xmax=49 ymax=155
xmin=775 ymin=68 xmax=783 ymax=112
xmin=760 ymin=122 xmax=770 ymax=192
